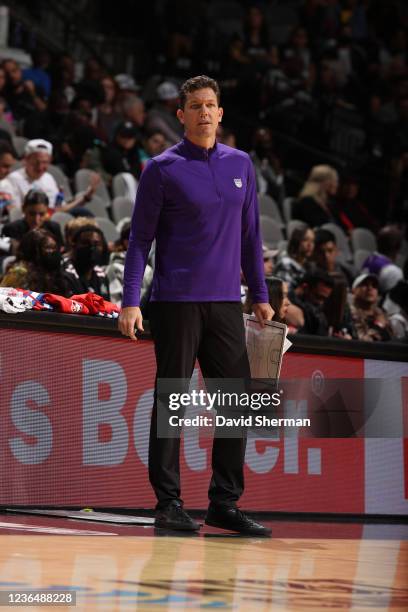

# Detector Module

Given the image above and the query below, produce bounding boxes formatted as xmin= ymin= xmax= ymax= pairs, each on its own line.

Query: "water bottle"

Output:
xmin=55 ymin=187 xmax=64 ymax=208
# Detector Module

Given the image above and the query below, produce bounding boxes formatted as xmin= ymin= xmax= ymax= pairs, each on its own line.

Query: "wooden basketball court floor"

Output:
xmin=0 ymin=512 xmax=407 ymax=611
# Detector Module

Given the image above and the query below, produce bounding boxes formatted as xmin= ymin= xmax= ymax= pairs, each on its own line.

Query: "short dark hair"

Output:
xmin=179 ymin=75 xmax=220 ymax=109
xmin=377 ymin=225 xmax=402 ymax=258
xmin=302 ymin=270 xmax=335 ymax=289
xmin=314 ymin=228 xmax=336 ymax=248
xmin=0 ymin=139 xmax=15 ymax=158
xmin=23 ymin=189 xmax=49 ymax=208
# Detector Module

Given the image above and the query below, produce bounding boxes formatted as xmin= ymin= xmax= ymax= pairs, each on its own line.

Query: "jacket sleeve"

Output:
xmin=241 ymin=157 xmax=268 ymax=304
xmin=122 ymin=159 xmax=163 ymax=307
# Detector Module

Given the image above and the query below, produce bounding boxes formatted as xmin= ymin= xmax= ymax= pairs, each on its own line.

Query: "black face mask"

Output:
xmin=74 ymin=245 xmax=104 ymax=272
xmin=40 ymin=252 xmax=62 ymax=271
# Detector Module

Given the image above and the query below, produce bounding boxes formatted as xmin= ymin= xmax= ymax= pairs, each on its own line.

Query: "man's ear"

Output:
xmin=176 ymin=108 xmax=184 ymax=125
xmin=218 ymin=106 xmax=224 ymax=123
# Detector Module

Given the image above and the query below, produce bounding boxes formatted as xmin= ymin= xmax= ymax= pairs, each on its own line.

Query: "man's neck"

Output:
xmin=185 ymin=133 xmax=216 ymax=150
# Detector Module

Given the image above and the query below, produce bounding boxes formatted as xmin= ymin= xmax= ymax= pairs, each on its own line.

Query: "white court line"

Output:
xmin=0 ymin=522 xmax=117 ymax=535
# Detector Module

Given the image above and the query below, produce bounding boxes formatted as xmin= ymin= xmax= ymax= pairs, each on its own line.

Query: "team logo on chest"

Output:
xmin=234 ymin=178 xmax=243 ymax=188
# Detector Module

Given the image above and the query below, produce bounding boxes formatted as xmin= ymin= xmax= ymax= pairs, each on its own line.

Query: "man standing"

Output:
xmin=119 ymin=75 xmax=273 ymax=536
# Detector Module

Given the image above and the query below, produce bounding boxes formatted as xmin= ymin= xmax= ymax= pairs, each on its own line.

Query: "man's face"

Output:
xmin=353 ymin=280 xmax=378 ymax=306
xmin=0 ymin=152 xmax=15 ymax=179
xmin=177 ymin=88 xmax=223 ymax=141
xmin=305 ymin=282 xmax=332 ymax=307
xmin=4 ymin=60 xmax=22 ymax=85
xmin=24 ymin=203 xmax=48 ymax=229
xmin=25 ymin=152 xmax=51 ymax=179
xmin=315 ymin=240 xmax=337 ymax=270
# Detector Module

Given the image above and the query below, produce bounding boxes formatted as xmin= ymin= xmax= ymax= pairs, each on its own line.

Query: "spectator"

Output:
xmin=105 ymin=222 xmax=153 ymax=306
xmin=63 ymin=224 xmax=110 ymax=299
xmin=121 ymin=95 xmax=146 ymax=133
xmin=291 ymin=270 xmax=335 ymax=335
xmin=384 ymin=280 xmax=408 ymax=340
xmin=97 ymin=75 xmax=121 ymax=141
xmin=293 ymin=165 xmax=339 ymax=227
xmin=262 ymin=246 xmax=276 ymax=278
xmin=313 ymin=228 xmax=354 ymax=286
xmin=335 ymin=175 xmax=379 ymax=233
xmin=8 ymin=139 xmax=60 ymax=209
xmin=137 ymin=129 xmax=167 ymax=174
xmin=101 ymin=121 xmax=140 ymax=179
xmin=0 ymin=141 xmax=17 ymax=217
xmin=2 ymin=189 xmax=63 ymax=251
xmin=350 ymin=273 xmax=394 ymax=341
xmin=146 ymin=81 xmax=184 ymax=145
xmin=63 ymin=216 xmax=99 ymax=258
xmin=275 ymin=227 xmax=315 ymax=289
xmin=2 ymin=58 xmax=46 ymax=122
xmin=243 ymin=5 xmax=270 ymax=64
xmin=249 ymin=127 xmax=285 ymax=205
xmin=0 ymin=228 xmax=67 ymax=294
xmin=362 ymin=225 xmax=404 ymax=292
xmin=22 ymin=49 xmax=52 ymax=98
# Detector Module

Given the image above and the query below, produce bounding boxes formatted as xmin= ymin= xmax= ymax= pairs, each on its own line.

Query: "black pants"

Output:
xmin=148 ymin=301 xmax=250 ymax=510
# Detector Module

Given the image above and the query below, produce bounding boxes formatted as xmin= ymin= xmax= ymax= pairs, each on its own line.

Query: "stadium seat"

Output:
xmin=83 ymin=195 xmax=109 ymax=219
xmin=282 ymin=197 xmax=294 ymax=224
xmin=74 ymin=169 xmax=111 ymax=205
xmin=11 ymin=136 xmax=28 ymax=158
xmin=351 ymin=227 xmax=377 ymax=253
xmin=112 ymin=173 xmax=138 ymax=200
xmin=48 ymin=165 xmax=73 ymax=200
xmin=353 ymin=249 xmax=371 ymax=271
xmin=94 ymin=217 xmax=120 ymax=243
xmin=321 ymin=223 xmax=352 ymax=261
xmin=287 ymin=219 xmax=307 ymax=238
xmin=51 ymin=211 xmax=73 ymax=231
xmin=111 ymin=197 xmax=134 ymax=225
xmin=260 ymin=216 xmax=284 ymax=248
xmin=258 ymin=194 xmax=284 ymax=227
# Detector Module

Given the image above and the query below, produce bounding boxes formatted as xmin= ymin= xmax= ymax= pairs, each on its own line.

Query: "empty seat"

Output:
xmin=48 ymin=165 xmax=73 ymax=200
xmin=321 ymin=223 xmax=352 ymax=260
xmin=351 ymin=227 xmax=377 ymax=253
xmin=287 ymin=219 xmax=307 ymax=238
xmin=258 ymin=194 xmax=284 ymax=227
xmin=94 ymin=217 xmax=119 ymax=243
xmin=111 ymin=196 xmax=134 ymax=224
xmin=11 ymin=136 xmax=28 ymax=158
xmin=83 ymin=195 xmax=109 ymax=219
xmin=354 ymin=249 xmax=371 ymax=271
xmin=75 ymin=169 xmax=111 ymax=205
xmin=112 ymin=173 xmax=138 ymax=200
xmin=260 ymin=216 xmax=284 ymax=248
xmin=282 ymin=197 xmax=294 ymax=224
xmin=51 ymin=211 xmax=73 ymax=231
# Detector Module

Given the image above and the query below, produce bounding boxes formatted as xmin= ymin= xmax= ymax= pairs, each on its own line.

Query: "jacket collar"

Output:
xmin=181 ymin=136 xmax=218 ymax=160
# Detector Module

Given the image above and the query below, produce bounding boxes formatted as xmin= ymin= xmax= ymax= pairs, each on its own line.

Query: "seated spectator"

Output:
xmin=63 ymin=224 xmax=110 ymax=299
xmin=244 ymin=275 xmax=304 ymax=333
xmin=146 ymin=82 xmax=184 ymax=146
xmin=105 ymin=222 xmax=153 ymax=306
xmin=383 ymin=280 xmax=408 ymax=340
xmin=350 ymin=273 xmax=394 ymax=342
xmin=262 ymin=246 xmax=277 ymax=278
xmin=0 ymin=140 xmax=17 ymax=218
xmin=243 ymin=5 xmax=270 ymax=64
xmin=102 ymin=121 xmax=140 ymax=179
xmin=63 ymin=216 xmax=99 ymax=258
xmin=250 ymin=127 xmax=285 ymax=205
xmin=120 ymin=95 xmax=146 ymax=134
xmin=292 ymin=165 xmax=338 ymax=227
xmin=22 ymin=49 xmax=52 ymax=98
xmin=362 ymin=225 xmax=403 ymax=293
xmin=274 ymin=227 xmax=315 ymax=289
xmin=8 ymin=139 xmax=59 ymax=209
xmin=97 ymin=75 xmax=121 ymax=142
xmin=137 ymin=130 xmax=167 ymax=174
xmin=313 ymin=228 xmax=354 ymax=286
xmin=291 ymin=270 xmax=335 ymax=336
xmin=2 ymin=58 xmax=46 ymax=122
xmin=0 ymin=228 xmax=67 ymax=294
xmin=335 ymin=175 xmax=379 ymax=234
xmin=2 ymin=189 xmax=63 ymax=252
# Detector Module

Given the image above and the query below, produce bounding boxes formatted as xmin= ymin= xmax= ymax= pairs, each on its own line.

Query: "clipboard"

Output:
xmin=243 ymin=314 xmax=290 ymax=380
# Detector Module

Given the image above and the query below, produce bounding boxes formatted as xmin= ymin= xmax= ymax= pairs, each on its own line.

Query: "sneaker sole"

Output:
xmin=204 ymin=517 xmax=272 ymax=537
xmin=154 ymin=520 xmax=201 ymax=532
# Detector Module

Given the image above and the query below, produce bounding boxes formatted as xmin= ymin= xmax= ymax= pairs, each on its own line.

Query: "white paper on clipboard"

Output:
xmin=243 ymin=314 xmax=291 ymax=380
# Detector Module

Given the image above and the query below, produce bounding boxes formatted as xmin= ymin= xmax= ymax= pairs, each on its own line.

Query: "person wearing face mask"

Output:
xmin=62 ymin=224 xmax=110 ymax=300
xmin=0 ymin=228 xmax=67 ymax=294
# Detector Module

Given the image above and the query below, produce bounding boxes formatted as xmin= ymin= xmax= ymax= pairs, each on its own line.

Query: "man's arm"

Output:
xmin=241 ymin=158 xmax=274 ymax=325
xmin=118 ymin=159 xmax=163 ymax=340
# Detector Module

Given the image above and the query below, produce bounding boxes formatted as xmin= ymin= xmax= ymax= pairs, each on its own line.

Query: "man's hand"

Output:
xmin=118 ymin=306 xmax=144 ymax=341
xmin=252 ymin=302 xmax=274 ymax=327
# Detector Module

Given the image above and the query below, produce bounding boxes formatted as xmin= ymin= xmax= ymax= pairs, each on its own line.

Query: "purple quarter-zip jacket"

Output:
xmin=122 ymin=137 xmax=268 ymax=306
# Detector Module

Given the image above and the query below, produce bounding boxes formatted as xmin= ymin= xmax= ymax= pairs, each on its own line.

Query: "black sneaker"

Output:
xmin=205 ymin=505 xmax=272 ymax=537
xmin=155 ymin=501 xmax=201 ymax=531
